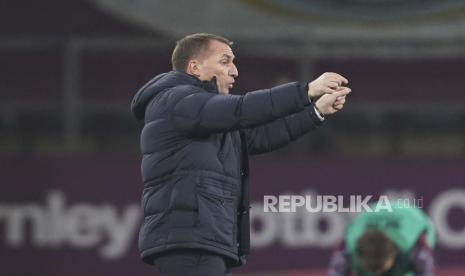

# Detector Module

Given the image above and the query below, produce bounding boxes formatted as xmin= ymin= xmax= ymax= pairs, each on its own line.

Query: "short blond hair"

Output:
xmin=171 ymin=33 xmax=233 ymax=72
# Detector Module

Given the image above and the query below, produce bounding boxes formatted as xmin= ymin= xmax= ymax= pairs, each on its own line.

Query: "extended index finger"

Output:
xmin=328 ymin=72 xmax=349 ymax=85
xmin=335 ymin=73 xmax=349 ymax=85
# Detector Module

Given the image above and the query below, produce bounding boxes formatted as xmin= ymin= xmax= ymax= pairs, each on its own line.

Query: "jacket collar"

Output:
xmin=131 ymin=70 xmax=219 ymax=120
xmin=174 ymin=71 xmax=219 ymax=94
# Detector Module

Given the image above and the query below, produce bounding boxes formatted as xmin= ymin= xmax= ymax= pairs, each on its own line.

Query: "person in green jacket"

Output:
xmin=328 ymin=202 xmax=436 ymax=276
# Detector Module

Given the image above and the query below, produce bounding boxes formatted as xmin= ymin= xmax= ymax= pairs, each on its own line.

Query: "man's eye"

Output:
xmin=221 ymin=60 xmax=228 ymax=64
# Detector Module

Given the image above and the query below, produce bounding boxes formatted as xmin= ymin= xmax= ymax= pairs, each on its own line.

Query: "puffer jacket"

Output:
xmin=131 ymin=70 xmax=323 ymax=266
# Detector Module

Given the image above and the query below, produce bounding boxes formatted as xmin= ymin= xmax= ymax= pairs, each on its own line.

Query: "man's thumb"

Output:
xmin=333 ymin=89 xmax=350 ymax=99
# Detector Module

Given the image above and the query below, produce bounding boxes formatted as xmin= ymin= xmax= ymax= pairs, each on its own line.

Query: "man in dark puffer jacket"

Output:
xmin=131 ymin=33 xmax=351 ymax=275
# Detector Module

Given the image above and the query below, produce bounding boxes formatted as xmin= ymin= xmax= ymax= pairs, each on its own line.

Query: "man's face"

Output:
xmin=195 ymin=40 xmax=238 ymax=94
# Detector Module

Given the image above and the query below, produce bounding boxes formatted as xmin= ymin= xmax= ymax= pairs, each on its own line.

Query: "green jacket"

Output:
xmin=345 ymin=203 xmax=435 ymax=276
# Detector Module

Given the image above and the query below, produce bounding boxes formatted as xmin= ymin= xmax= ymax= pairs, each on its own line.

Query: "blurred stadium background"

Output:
xmin=1 ymin=0 xmax=465 ymax=275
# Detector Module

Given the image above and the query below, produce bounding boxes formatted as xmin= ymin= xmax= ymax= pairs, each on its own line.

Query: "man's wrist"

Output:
xmin=307 ymin=82 xmax=316 ymax=101
xmin=314 ymin=105 xmax=325 ymax=121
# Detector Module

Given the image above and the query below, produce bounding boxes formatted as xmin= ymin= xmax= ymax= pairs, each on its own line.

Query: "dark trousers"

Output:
xmin=153 ymin=249 xmax=232 ymax=276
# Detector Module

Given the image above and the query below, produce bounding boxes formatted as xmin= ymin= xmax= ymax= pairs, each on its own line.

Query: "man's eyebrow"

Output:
xmin=221 ymin=54 xmax=235 ymax=60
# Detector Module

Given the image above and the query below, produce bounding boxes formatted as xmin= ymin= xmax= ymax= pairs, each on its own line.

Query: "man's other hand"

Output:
xmin=308 ymin=72 xmax=349 ymax=99
xmin=315 ymin=86 xmax=351 ymax=115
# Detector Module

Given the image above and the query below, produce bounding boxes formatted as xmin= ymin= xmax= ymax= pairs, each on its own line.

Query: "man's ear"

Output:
xmin=186 ymin=60 xmax=201 ymax=77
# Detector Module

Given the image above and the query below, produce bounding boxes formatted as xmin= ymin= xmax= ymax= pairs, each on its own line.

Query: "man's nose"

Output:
xmin=230 ymin=64 xmax=238 ymax=78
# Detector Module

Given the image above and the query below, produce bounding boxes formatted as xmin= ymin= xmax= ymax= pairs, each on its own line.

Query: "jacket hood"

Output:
xmin=131 ymin=71 xmax=217 ymax=120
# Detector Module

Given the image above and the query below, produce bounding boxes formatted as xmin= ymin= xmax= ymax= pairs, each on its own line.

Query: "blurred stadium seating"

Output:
xmin=1 ymin=0 xmax=465 ymax=275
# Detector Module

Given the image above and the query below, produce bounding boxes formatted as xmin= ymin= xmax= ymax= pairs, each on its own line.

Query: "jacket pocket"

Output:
xmin=196 ymin=187 xmax=236 ymax=247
